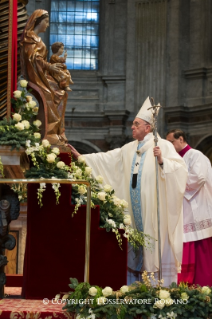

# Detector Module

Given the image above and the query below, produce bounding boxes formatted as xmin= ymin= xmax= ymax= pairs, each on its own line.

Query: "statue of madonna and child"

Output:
xmin=20 ymin=9 xmax=73 ymax=148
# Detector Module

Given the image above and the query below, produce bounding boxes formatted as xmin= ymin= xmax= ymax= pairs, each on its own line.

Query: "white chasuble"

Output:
xmin=84 ymin=133 xmax=187 ymax=286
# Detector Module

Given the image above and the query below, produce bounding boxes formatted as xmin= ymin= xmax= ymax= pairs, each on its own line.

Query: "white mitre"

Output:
xmin=135 ymin=96 xmax=153 ymax=124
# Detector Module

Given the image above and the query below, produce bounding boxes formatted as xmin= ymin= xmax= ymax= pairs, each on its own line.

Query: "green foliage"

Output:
xmin=62 ymin=278 xmax=212 ymax=319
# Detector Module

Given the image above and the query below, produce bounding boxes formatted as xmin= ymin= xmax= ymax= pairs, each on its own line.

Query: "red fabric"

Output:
xmin=11 ymin=0 xmax=18 ymax=95
xmin=22 ymin=154 xmax=127 ymax=299
xmin=178 ymin=242 xmax=195 ymax=284
xmin=179 ymin=144 xmax=191 ymax=157
xmin=0 ymin=299 xmax=73 ymax=318
xmin=178 ymin=238 xmax=212 ymax=286
xmin=6 ymin=274 xmax=23 ymax=287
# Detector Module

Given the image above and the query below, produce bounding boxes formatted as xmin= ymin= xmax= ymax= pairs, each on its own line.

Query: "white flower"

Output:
xmin=47 ymin=154 xmax=56 ymax=163
xmin=78 ymin=185 xmax=87 ymax=195
xmin=18 ymin=195 xmax=22 ymax=200
xmin=75 ymin=168 xmax=82 ymax=178
xmin=85 ymin=166 xmax=92 ymax=175
xmin=89 ymin=287 xmax=97 ymax=296
xmin=15 ymin=122 xmax=25 ymax=131
xmin=13 ymin=90 xmax=22 ymax=98
xmin=20 ymin=79 xmax=28 ymax=87
xmin=33 ymin=107 xmax=39 ymax=113
xmin=123 ymin=214 xmax=131 ymax=226
xmin=181 ymin=292 xmax=189 ymax=300
xmin=120 ymin=285 xmax=129 ymax=294
xmin=33 ymin=119 xmax=42 ymax=127
xmin=78 ymin=155 xmax=86 ymax=163
xmin=112 ymin=196 xmax=121 ymax=206
xmin=26 ymin=95 xmax=32 ymax=102
xmin=202 ymin=286 xmax=211 ymax=294
xmin=95 ymin=175 xmax=103 ymax=184
xmin=97 ymin=191 xmax=106 ymax=201
xmin=106 ymin=218 xmax=116 ymax=228
xmin=104 ymin=184 xmax=113 ymax=193
xmin=165 ymin=298 xmax=174 ymax=306
xmin=52 ymin=147 xmax=60 ymax=155
xmin=34 ymin=132 xmax=41 ymax=139
xmin=12 ymin=113 xmax=22 ymax=122
xmin=119 ymin=223 xmax=125 ymax=229
xmin=62 ymin=294 xmax=69 ymax=300
xmin=120 ymin=199 xmax=128 ymax=208
xmin=42 ymin=139 xmax=50 ymax=147
xmin=102 ymin=286 xmax=113 ymax=297
xmin=97 ymin=297 xmax=107 ymax=305
xmin=57 ymin=161 xmax=65 ymax=169
xmin=153 ymin=299 xmax=165 ymax=309
xmin=54 ymin=294 xmax=60 ymax=301
xmin=26 ymin=140 xmax=31 ymax=147
xmin=159 ymin=289 xmax=170 ymax=300
xmin=40 ymin=183 xmax=46 ymax=189
xmin=28 ymin=101 xmax=37 ymax=108
xmin=21 ymin=120 xmax=30 ymax=129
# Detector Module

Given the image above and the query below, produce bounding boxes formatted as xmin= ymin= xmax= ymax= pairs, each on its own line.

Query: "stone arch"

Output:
xmin=196 ymin=135 xmax=212 ymax=164
xmin=68 ymin=139 xmax=101 ymax=155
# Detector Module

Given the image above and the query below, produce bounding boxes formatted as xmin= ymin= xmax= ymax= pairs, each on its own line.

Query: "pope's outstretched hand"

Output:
xmin=68 ymin=144 xmax=81 ymax=159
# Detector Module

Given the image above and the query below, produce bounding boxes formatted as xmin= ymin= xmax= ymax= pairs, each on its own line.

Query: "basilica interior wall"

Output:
xmin=26 ymin=0 xmax=212 ymax=159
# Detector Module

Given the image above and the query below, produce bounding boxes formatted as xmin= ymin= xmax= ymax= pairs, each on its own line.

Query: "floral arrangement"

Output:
xmin=0 ymin=80 xmax=41 ymax=150
xmin=61 ymin=275 xmax=212 ymax=319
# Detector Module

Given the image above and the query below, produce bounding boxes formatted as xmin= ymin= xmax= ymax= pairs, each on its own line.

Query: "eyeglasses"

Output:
xmin=132 ymin=122 xmax=149 ymax=128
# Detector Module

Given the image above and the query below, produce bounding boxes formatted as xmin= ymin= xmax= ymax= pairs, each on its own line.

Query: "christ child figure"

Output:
xmin=50 ymin=42 xmax=74 ymax=91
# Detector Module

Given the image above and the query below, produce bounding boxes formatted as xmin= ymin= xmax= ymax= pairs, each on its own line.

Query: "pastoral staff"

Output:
xmin=69 ymin=97 xmax=187 ymax=286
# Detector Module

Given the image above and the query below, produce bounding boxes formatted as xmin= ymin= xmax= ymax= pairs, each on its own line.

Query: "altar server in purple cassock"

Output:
xmin=166 ymin=129 xmax=212 ymax=286
xmin=69 ymin=97 xmax=188 ymax=286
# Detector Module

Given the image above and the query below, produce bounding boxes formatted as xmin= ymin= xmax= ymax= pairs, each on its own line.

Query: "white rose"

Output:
xmin=89 ymin=287 xmax=97 ymax=296
xmin=102 ymin=286 xmax=113 ymax=297
xmin=12 ymin=113 xmax=22 ymax=122
xmin=28 ymin=101 xmax=37 ymax=108
xmin=15 ymin=122 xmax=24 ymax=131
xmin=202 ymin=286 xmax=211 ymax=294
xmin=26 ymin=140 xmax=31 ymax=147
xmin=42 ymin=139 xmax=50 ymax=147
xmin=20 ymin=79 xmax=28 ymax=87
xmin=97 ymin=297 xmax=107 ymax=305
xmin=78 ymin=185 xmax=87 ymax=195
xmin=120 ymin=199 xmax=128 ymax=208
xmin=153 ymin=299 xmax=165 ymax=309
xmin=85 ymin=166 xmax=92 ymax=175
xmin=120 ymin=285 xmax=129 ymax=294
xmin=159 ymin=289 xmax=170 ymax=300
xmin=34 ymin=132 xmax=41 ymax=139
xmin=104 ymin=184 xmax=113 ymax=193
xmin=26 ymin=95 xmax=32 ymax=102
xmin=57 ymin=161 xmax=65 ymax=169
xmin=33 ymin=120 xmax=42 ymax=127
xmin=52 ymin=147 xmax=60 ymax=155
xmin=112 ymin=196 xmax=121 ymax=206
xmin=13 ymin=90 xmax=22 ymax=98
xmin=33 ymin=107 xmax=39 ymax=113
xmin=46 ymin=154 xmax=56 ymax=163
xmin=75 ymin=168 xmax=82 ymax=178
xmin=78 ymin=155 xmax=86 ymax=163
xmin=97 ymin=192 xmax=106 ymax=201
xmin=21 ymin=120 xmax=30 ymax=129
xmin=181 ymin=292 xmax=189 ymax=300
xmin=95 ymin=175 xmax=103 ymax=184
xmin=119 ymin=223 xmax=125 ymax=229
xmin=165 ymin=298 xmax=174 ymax=306
xmin=123 ymin=214 xmax=131 ymax=226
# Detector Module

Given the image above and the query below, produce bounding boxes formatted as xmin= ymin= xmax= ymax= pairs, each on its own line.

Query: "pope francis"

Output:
xmin=69 ymin=97 xmax=188 ymax=286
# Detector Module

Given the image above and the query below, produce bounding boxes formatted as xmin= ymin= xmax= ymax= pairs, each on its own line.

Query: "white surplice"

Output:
xmin=183 ymin=148 xmax=212 ymax=242
xmin=84 ymin=133 xmax=187 ymax=285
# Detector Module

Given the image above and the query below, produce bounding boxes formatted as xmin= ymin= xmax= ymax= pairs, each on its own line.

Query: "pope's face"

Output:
xmin=38 ymin=17 xmax=49 ymax=33
xmin=166 ymin=132 xmax=184 ymax=153
xmin=131 ymin=118 xmax=151 ymax=141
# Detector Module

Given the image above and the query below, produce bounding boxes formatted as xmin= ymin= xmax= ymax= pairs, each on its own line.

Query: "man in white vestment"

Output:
xmin=166 ymin=129 xmax=212 ymax=286
xmin=69 ymin=97 xmax=187 ymax=286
